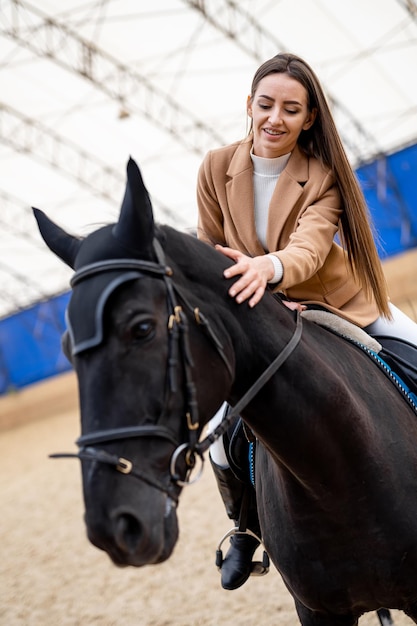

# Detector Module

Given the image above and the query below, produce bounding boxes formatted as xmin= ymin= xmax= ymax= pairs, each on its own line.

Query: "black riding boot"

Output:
xmin=210 ymin=458 xmax=261 ymax=590
xmin=220 ymin=531 xmax=260 ymax=591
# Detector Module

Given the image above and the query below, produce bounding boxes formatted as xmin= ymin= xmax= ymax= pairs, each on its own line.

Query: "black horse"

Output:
xmin=34 ymin=158 xmax=417 ymax=625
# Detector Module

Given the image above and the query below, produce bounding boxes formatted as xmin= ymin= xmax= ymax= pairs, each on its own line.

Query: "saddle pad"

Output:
xmin=301 ymin=309 xmax=382 ymax=353
xmin=302 ymin=309 xmax=416 ymax=413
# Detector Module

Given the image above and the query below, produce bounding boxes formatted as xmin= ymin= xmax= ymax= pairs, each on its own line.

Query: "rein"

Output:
xmin=52 ymin=238 xmax=302 ymax=500
xmin=195 ymin=310 xmax=302 ymax=455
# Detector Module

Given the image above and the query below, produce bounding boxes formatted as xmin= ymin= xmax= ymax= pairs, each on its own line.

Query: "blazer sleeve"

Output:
xmin=196 ymin=151 xmax=227 ymax=247
xmin=271 ymin=172 xmax=343 ymax=289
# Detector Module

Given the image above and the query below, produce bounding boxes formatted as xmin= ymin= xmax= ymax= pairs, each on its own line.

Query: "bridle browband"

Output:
xmin=51 ymin=238 xmax=303 ymax=503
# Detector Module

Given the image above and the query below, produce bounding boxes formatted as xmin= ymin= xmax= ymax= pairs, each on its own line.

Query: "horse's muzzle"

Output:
xmin=85 ymin=501 xmax=179 ymax=567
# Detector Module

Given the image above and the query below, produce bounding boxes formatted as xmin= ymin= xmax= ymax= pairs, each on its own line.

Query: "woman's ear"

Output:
xmin=303 ymin=107 xmax=317 ymax=130
xmin=246 ymin=94 xmax=253 ymax=118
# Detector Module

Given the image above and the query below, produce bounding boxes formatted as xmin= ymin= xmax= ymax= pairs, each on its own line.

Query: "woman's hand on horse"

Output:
xmin=215 ymin=245 xmax=273 ymax=308
xmin=216 ymin=245 xmax=307 ymax=312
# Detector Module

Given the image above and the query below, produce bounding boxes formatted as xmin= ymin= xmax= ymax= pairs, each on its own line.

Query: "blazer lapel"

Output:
xmin=224 ymin=139 xmax=310 ymax=256
xmin=266 ymin=146 xmax=309 ymax=253
xmin=225 ymin=137 xmax=265 ymax=256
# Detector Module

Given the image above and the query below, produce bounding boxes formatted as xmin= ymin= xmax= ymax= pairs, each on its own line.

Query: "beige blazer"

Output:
xmin=197 ymin=135 xmax=379 ymax=327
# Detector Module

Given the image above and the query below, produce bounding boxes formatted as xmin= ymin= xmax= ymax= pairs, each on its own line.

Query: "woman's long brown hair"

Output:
xmin=250 ymin=54 xmax=391 ymax=318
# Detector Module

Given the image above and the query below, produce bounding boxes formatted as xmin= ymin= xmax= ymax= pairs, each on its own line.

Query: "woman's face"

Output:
xmin=247 ymin=72 xmax=316 ymax=158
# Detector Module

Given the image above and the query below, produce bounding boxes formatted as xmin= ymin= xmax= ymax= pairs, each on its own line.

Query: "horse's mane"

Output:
xmin=156 ymin=224 xmax=299 ymax=366
xmin=157 ymin=224 xmax=232 ymax=288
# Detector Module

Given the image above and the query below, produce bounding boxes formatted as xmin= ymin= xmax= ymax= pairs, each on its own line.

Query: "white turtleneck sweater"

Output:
xmin=250 ymin=150 xmax=291 ymax=284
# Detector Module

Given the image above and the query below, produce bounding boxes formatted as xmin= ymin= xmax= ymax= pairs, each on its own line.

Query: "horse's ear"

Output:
xmin=33 ymin=207 xmax=82 ymax=269
xmin=112 ymin=157 xmax=155 ymax=256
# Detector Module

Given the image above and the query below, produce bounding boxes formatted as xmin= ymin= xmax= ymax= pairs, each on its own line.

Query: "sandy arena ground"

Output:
xmin=0 ymin=373 xmax=414 ymax=626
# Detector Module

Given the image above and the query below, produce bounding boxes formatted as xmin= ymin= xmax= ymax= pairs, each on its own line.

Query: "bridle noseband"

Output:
xmin=51 ymin=238 xmax=303 ymax=503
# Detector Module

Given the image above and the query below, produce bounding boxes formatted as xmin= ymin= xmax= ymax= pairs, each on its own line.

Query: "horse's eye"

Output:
xmin=129 ymin=319 xmax=155 ymax=341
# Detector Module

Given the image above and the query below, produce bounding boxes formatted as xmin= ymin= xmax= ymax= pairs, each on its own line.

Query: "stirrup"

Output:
xmin=215 ymin=526 xmax=270 ymax=576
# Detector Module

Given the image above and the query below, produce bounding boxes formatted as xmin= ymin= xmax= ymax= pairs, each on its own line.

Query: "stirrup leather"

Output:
xmin=215 ymin=526 xmax=270 ymax=576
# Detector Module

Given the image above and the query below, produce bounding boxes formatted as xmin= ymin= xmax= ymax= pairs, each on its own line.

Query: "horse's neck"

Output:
xmin=229 ymin=300 xmax=299 ymax=394
xmin=238 ymin=314 xmax=415 ymax=500
xmin=228 ymin=308 xmax=346 ymax=461
xmin=225 ymin=306 xmax=337 ymax=490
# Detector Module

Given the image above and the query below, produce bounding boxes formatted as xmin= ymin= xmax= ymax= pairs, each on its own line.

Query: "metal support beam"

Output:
xmin=0 ymin=0 xmax=225 ymax=156
xmin=0 ymin=102 xmax=123 ymax=201
xmin=0 ymin=104 xmax=185 ymax=317
xmin=0 ymin=188 xmax=71 ymax=317
xmin=0 ymin=260 xmax=54 ymax=313
xmin=183 ymin=0 xmax=383 ymax=164
xmin=397 ymin=0 xmax=417 ymax=19
xmin=0 ymin=102 xmax=180 ymax=222
xmin=0 ymin=190 xmax=40 ymax=243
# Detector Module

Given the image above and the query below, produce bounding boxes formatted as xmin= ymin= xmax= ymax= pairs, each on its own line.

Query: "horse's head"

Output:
xmin=34 ymin=158 xmax=234 ymax=566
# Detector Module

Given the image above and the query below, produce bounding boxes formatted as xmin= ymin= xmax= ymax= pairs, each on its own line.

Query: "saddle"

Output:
xmin=302 ymin=309 xmax=417 ymax=403
xmin=376 ymin=337 xmax=417 ymax=397
xmin=223 ymin=413 xmax=255 ymax=485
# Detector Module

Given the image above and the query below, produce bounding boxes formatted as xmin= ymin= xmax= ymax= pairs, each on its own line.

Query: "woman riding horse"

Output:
xmin=33 ymin=155 xmax=417 ymax=624
xmin=197 ymin=52 xmax=417 ymax=591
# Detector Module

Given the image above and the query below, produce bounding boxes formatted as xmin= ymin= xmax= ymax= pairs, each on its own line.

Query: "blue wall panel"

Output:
xmin=0 ymin=292 xmax=72 ymax=395
xmin=357 ymin=143 xmax=417 ymax=258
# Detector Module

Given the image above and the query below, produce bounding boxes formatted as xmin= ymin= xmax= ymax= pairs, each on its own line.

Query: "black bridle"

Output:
xmin=51 ymin=238 xmax=302 ymax=502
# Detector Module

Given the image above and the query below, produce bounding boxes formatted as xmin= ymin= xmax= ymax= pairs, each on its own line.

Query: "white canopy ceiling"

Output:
xmin=1 ymin=0 xmax=417 ymax=318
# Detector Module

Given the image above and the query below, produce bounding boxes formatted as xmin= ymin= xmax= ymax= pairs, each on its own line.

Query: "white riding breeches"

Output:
xmin=206 ymin=403 xmax=229 ymax=468
xmin=364 ymin=303 xmax=417 ymax=345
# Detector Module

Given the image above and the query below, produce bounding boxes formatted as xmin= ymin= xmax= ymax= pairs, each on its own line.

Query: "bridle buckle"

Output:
xmin=116 ymin=457 xmax=133 ymax=474
xmin=186 ymin=411 xmax=199 ymax=431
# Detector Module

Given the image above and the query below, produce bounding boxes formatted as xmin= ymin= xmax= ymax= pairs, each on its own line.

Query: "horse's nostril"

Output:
xmin=114 ymin=512 xmax=143 ymax=554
